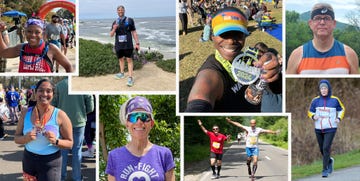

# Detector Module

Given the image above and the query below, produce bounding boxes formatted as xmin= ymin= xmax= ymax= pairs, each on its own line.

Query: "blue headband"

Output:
xmin=311 ymin=8 xmax=334 ymax=20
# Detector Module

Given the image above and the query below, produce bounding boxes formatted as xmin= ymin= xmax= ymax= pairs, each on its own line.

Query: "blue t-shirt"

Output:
xmin=6 ymin=91 xmax=20 ymax=107
xmin=106 ymin=144 xmax=175 ymax=181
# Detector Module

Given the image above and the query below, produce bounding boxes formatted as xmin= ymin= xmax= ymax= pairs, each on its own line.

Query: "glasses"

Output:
xmin=312 ymin=16 xmax=333 ymax=23
xmin=126 ymin=112 xmax=152 ymax=123
xmin=212 ymin=128 xmax=219 ymax=131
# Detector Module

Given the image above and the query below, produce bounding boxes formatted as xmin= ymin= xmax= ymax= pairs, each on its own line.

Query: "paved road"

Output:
xmin=188 ymin=141 xmax=288 ymax=181
xmin=295 ymin=165 xmax=360 ymax=181
xmin=0 ymin=122 xmax=95 ymax=181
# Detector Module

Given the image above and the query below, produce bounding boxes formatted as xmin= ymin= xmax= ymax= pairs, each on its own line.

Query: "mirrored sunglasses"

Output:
xmin=126 ymin=112 xmax=152 ymax=123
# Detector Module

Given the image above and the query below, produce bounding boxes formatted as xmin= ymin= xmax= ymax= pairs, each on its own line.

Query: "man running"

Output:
xmin=226 ymin=118 xmax=278 ymax=179
xmin=198 ymin=119 xmax=229 ymax=179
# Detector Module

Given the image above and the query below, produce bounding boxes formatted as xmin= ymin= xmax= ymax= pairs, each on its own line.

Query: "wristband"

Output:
xmin=136 ymin=43 xmax=140 ymax=45
xmin=55 ymin=139 xmax=59 ymax=145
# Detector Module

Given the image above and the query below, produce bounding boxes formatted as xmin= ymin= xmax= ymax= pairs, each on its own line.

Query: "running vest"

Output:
xmin=297 ymin=40 xmax=350 ymax=74
xmin=19 ymin=41 xmax=53 ymax=73
xmin=113 ymin=16 xmax=135 ymax=50
xmin=23 ymin=107 xmax=60 ymax=155
xmin=198 ymin=54 xmax=261 ymax=112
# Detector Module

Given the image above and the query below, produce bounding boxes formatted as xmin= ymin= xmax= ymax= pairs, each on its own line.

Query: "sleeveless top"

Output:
xmin=298 ymin=40 xmax=350 ymax=74
xmin=19 ymin=41 xmax=53 ymax=73
xmin=198 ymin=54 xmax=261 ymax=112
xmin=23 ymin=107 xmax=60 ymax=155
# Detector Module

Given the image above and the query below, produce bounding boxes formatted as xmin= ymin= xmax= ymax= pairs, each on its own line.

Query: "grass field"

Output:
xmin=292 ymin=149 xmax=360 ymax=180
xmin=179 ymin=2 xmax=283 ymax=111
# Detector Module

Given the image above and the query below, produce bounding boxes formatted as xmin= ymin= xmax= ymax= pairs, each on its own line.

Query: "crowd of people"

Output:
xmin=179 ymin=0 xmax=278 ymax=40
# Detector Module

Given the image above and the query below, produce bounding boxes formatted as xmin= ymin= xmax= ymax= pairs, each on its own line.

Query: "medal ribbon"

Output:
xmin=214 ymin=50 xmax=237 ymax=82
xmin=35 ymin=106 xmax=50 ymax=129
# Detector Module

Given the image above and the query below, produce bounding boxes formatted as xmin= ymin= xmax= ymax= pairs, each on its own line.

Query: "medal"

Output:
xmin=34 ymin=106 xmax=50 ymax=135
xmin=231 ymin=47 xmax=261 ymax=85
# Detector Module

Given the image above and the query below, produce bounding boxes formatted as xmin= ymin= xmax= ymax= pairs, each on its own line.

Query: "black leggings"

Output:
xmin=315 ymin=131 xmax=336 ymax=171
xmin=23 ymin=149 xmax=62 ymax=181
xmin=179 ymin=13 xmax=188 ymax=34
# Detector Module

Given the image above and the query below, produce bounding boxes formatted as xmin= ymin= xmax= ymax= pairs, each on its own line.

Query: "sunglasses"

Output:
xmin=126 ymin=112 xmax=152 ymax=123
xmin=213 ymin=128 xmax=219 ymax=131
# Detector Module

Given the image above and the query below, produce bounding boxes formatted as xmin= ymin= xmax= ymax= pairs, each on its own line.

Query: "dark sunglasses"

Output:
xmin=213 ymin=128 xmax=219 ymax=131
xmin=126 ymin=112 xmax=152 ymax=123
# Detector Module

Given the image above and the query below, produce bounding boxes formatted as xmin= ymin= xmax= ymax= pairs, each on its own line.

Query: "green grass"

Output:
xmin=156 ymin=59 xmax=176 ymax=73
xmin=292 ymin=149 xmax=360 ymax=180
xmin=185 ymin=144 xmax=210 ymax=163
xmin=261 ymin=137 xmax=288 ymax=149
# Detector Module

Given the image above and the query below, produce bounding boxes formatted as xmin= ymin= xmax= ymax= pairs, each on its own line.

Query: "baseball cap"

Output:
xmin=212 ymin=7 xmax=249 ymax=36
xmin=52 ymin=14 xmax=60 ymax=19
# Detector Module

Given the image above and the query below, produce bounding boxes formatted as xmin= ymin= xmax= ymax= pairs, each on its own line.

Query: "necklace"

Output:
xmin=34 ymin=106 xmax=51 ymax=133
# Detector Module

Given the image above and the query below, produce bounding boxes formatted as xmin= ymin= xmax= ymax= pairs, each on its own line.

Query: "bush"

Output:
xmin=156 ymin=59 xmax=176 ymax=73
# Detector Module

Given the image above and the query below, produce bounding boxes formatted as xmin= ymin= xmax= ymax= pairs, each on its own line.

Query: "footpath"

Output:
xmin=0 ymin=122 xmax=95 ymax=181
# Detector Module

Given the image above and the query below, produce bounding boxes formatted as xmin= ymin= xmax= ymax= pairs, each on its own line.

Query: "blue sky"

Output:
xmin=286 ymin=0 xmax=359 ymax=24
xmin=79 ymin=0 xmax=175 ymax=19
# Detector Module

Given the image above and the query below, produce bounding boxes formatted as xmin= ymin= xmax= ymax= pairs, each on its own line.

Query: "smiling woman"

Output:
xmin=0 ymin=19 xmax=73 ymax=73
xmin=106 ymin=96 xmax=176 ymax=181
xmin=13 ymin=78 xmax=73 ymax=181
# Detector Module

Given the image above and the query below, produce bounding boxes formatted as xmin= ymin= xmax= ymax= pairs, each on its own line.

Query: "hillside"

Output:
xmin=298 ymin=11 xmax=353 ymax=30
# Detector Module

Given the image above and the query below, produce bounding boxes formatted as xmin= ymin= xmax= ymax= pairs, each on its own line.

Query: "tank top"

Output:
xmin=19 ymin=41 xmax=53 ymax=73
xmin=298 ymin=40 xmax=350 ymax=74
xmin=23 ymin=107 xmax=60 ymax=155
xmin=198 ymin=54 xmax=261 ymax=112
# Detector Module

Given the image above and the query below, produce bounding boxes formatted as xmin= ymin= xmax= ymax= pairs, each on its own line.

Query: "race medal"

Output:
xmin=231 ymin=47 xmax=261 ymax=85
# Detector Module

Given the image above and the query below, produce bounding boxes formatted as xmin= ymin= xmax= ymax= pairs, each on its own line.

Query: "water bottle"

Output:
xmin=244 ymin=54 xmax=272 ymax=105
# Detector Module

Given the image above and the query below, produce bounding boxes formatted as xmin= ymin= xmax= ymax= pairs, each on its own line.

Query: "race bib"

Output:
xmin=118 ymin=35 xmax=127 ymax=43
xmin=212 ymin=142 xmax=220 ymax=149
xmin=249 ymin=136 xmax=257 ymax=145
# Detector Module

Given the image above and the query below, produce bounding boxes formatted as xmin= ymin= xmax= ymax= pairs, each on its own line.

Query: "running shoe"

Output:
xmin=127 ymin=77 xmax=134 ymax=87
xmin=0 ymin=134 xmax=8 ymax=140
xmin=322 ymin=170 xmax=328 ymax=177
xmin=216 ymin=174 xmax=220 ymax=179
xmin=328 ymin=157 xmax=334 ymax=174
xmin=115 ymin=73 xmax=125 ymax=79
xmin=82 ymin=147 xmax=95 ymax=158
xmin=211 ymin=174 xmax=217 ymax=179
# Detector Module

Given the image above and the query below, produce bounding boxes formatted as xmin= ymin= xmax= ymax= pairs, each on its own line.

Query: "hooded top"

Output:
xmin=308 ymin=79 xmax=345 ymax=133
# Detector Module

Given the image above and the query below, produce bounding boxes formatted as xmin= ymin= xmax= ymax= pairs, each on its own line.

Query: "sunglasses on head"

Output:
xmin=126 ymin=112 xmax=152 ymax=123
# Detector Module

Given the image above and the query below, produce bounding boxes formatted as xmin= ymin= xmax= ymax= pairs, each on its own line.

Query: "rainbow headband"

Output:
xmin=212 ymin=8 xmax=249 ymax=36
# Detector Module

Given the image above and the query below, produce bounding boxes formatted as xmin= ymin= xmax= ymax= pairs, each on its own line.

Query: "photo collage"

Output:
xmin=0 ymin=0 xmax=359 ymax=181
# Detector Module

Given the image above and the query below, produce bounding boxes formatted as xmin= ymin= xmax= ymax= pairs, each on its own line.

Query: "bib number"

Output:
xmin=212 ymin=142 xmax=220 ymax=149
xmin=118 ymin=35 xmax=127 ymax=43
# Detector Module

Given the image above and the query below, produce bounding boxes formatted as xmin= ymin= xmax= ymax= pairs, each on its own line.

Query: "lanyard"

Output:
xmin=34 ymin=106 xmax=50 ymax=129
xmin=214 ymin=50 xmax=236 ymax=82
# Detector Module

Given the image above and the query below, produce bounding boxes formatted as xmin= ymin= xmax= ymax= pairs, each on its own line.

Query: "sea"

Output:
xmin=79 ymin=16 xmax=176 ymax=59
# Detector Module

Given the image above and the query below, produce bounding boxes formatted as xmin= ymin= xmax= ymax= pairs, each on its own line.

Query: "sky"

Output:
xmin=286 ymin=0 xmax=359 ymax=24
xmin=79 ymin=0 xmax=175 ymax=19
